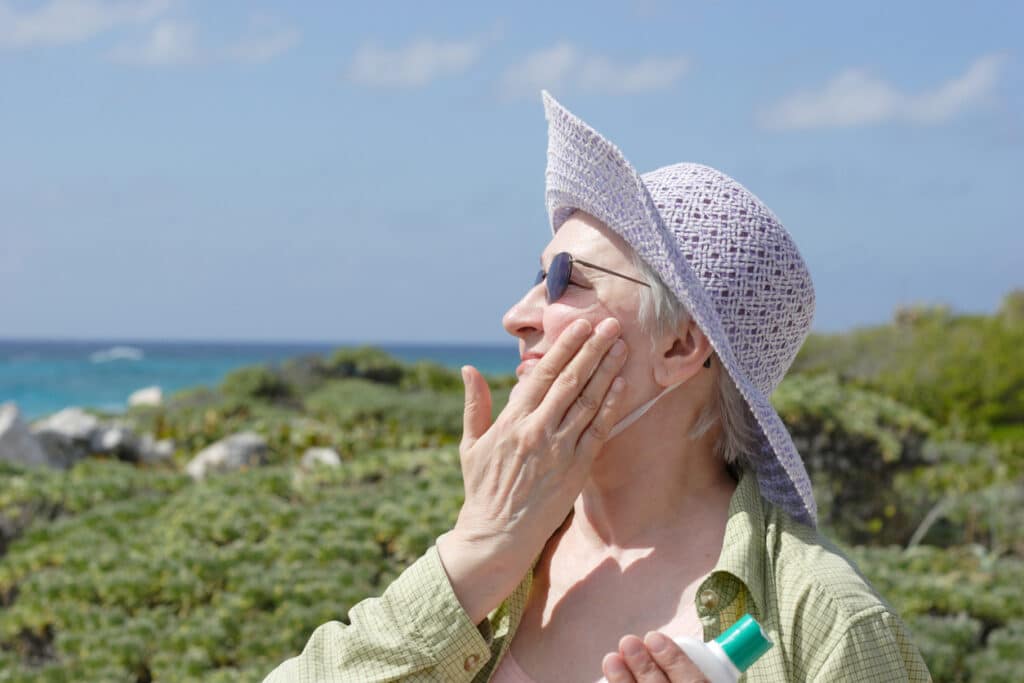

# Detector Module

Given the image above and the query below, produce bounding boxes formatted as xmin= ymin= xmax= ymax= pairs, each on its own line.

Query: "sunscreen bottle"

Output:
xmin=672 ymin=614 xmax=772 ymax=683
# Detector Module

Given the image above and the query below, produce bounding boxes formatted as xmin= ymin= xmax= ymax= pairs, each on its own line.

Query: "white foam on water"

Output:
xmin=88 ymin=346 xmax=145 ymax=363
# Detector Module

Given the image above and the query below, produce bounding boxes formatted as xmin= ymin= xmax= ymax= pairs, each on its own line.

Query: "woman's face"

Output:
xmin=503 ymin=211 xmax=657 ymax=400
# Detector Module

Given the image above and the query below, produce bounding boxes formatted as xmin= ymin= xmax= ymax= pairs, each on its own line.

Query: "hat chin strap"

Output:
xmin=606 ymin=379 xmax=686 ymax=439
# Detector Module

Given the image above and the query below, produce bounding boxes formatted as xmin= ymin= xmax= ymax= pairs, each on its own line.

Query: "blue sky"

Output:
xmin=1 ymin=0 xmax=1020 ymax=343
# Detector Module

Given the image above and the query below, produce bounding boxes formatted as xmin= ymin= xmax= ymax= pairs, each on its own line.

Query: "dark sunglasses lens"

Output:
xmin=546 ymin=253 xmax=572 ymax=302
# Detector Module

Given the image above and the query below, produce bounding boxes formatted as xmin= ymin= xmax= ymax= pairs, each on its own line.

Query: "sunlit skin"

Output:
xmin=500 ymin=212 xmax=737 ymax=681
xmin=438 ymin=211 xmax=738 ymax=682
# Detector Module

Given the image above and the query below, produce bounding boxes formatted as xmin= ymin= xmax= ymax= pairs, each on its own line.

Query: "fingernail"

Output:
xmin=596 ymin=318 xmax=619 ymax=338
xmin=611 ymin=377 xmax=625 ymax=393
xmin=621 ymin=638 xmax=643 ymax=657
xmin=460 ymin=366 xmax=470 ymax=385
xmin=572 ymin=319 xmax=591 ymax=335
xmin=605 ymin=656 xmax=626 ymax=675
xmin=609 ymin=339 xmax=625 ymax=357
xmin=644 ymin=631 xmax=671 ymax=654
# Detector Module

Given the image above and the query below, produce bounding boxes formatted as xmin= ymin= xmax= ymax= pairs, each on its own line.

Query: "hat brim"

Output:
xmin=542 ymin=91 xmax=817 ymax=526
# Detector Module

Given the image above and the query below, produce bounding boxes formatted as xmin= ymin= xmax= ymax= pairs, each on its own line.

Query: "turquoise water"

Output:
xmin=0 ymin=340 xmax=518 ymax=419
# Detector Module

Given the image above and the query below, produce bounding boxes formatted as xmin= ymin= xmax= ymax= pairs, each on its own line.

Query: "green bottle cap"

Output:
xmin=714 ymin=614 xmax=773 ymax=672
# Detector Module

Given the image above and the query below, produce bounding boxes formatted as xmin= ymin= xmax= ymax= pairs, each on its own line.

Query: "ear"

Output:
xmin=652 ymin=318 xmax=714 ymax=388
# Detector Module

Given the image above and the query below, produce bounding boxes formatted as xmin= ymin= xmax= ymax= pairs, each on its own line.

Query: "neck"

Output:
xmin=571 ymin=393 xmax=736 ymax=553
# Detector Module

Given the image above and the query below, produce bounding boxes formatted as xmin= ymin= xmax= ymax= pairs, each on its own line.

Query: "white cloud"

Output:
xmin=347 ymin=36 xmax=485 ymax=87
xmin=108 ymin=18 xmax=197 ymax=65
xmin=0 ymin=2 xmax=296 ymax=67
xmin=223 ymin=15 xmax=298 ymax=65
xmin=759 ymin=54 xmax=1005 ymax=130
xmin=0 ymin=0 xmax=169 ymax=48
xmin=501 ymin=43 xmax=689 ymax=97
xmin=576 ymin=54 xmax=690 ymax=94
xmin=108 ymin=14 xmax=298 ymax=67
xmin=502 ymin=43 xmax=575 ymax=95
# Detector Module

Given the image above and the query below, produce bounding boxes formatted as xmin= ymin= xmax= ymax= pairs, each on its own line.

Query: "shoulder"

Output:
xmin=767 ymin=511 xmax=884 ymax=617
xmin=762 ymin=508 xmax=929 ymax=680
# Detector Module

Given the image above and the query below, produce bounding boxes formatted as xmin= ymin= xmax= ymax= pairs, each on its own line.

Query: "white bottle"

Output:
xmin=672 ymin=614 xmax=773 ymax=683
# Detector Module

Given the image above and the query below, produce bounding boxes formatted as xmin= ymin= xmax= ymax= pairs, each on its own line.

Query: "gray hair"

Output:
xmin=630 ymin=251 xmax=761 ymax=470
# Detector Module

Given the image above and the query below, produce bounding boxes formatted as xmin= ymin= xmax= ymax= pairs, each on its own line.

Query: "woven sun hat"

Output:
xmin=542 ymin=91 xmax=818 ymax=527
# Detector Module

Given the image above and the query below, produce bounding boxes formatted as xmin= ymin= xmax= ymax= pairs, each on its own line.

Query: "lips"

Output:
xmin=516 ymin=352 xmax=543 ymax=378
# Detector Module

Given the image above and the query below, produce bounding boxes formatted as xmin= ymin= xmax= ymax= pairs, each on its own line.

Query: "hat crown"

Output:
xmin=641 ymin=163 xmax=815 ymax=395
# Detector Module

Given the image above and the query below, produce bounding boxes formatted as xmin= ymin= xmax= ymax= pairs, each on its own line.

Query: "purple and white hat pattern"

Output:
xmin=542 ymin=91 xmax=817 ymax=526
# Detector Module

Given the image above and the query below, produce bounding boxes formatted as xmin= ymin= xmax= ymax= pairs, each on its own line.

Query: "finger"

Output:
xmin=619 ymin=635 xmax=670 ymax=683
xmin=534 ymin=317 xmax=621 ymax=424
xmin=575 ymin=374 xmax=626 ymax=459
xmin=507 ymin=319 xmax=592 ymax=413
xmin=644 ymin=632 xmax=709 ymax=683
xmin=558 ymin=337 xmax=627 ymax=438
xmin=460 ymin=366 xmax=493 ymax=450
xmin=602 ymin=652 xmax=636 ymax=683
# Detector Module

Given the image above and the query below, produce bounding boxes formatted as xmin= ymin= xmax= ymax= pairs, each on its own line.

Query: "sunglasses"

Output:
xmin=534 ymin=252 xmax=713 ymax=368
xmin=534 ymin=251 xmax=650 ymax=303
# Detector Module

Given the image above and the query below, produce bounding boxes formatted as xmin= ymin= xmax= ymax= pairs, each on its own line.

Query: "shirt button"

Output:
xmin=699 ymin=589 xmax=719 ymax=611
xmin=464 ymin=654 xmax=480 ymax=671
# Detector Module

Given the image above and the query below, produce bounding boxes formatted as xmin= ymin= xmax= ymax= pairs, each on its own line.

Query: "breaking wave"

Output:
xmin=89 ymin=346 xmax=145 ymax=363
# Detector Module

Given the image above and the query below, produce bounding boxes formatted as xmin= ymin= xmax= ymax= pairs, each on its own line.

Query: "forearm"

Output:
xmin=435 ymin=529 xmax=533 ymax=625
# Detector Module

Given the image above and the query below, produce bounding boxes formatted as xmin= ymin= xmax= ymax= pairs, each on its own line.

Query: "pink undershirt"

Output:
xmin=490 ymin=650 xmax=540 ymax=683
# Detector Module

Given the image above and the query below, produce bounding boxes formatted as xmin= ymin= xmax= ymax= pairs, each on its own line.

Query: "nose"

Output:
xmin=503 ymin=282 xmax=545 ymax=340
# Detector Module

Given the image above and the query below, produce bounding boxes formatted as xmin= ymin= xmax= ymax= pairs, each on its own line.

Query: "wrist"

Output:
xmin=436 ymin=530 xmax=528 ymax=624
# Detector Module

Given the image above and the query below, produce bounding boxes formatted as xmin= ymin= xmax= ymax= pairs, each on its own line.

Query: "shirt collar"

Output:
xmin=708 ymin=468 xmax=768 ymax=617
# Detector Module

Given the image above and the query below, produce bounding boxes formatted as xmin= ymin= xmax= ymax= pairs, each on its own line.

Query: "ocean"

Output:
xmin=0 ymin=339 xmax=518 ymax=420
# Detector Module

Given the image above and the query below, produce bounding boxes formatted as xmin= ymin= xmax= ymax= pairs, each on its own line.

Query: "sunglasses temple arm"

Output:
xmin=573 ymin=259 xmax=651 ymax=288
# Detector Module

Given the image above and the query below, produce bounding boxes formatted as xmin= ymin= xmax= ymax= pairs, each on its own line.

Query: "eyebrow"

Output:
xmin=539 ymin=253 xmax=590 ymax=274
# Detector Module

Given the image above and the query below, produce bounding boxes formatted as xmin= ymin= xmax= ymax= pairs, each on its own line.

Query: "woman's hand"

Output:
xmin=602 ymin=633 xmax=709 ymax=683
xmin=437 ymin=317 xmax=628 ymax=623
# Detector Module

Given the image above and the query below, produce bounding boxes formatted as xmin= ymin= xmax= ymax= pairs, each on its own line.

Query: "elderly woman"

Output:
xmin=265 ymin=94 xmax=929 ymax=682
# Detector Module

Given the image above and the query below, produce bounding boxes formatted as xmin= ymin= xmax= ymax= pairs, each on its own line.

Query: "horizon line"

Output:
xmin=0 ymin=335 xmax=518 ymax=348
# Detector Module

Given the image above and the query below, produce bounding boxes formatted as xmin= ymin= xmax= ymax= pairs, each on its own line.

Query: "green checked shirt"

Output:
xmin=265 ymin=471 xmax=931 ymax=682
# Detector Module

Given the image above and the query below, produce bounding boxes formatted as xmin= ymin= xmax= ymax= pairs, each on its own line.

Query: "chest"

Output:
xmin=507 ymin=549 xmax=707 ymax=683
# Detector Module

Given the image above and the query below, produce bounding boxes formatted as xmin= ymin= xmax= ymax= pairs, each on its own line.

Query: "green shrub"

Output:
xmin=221 ymin=366 xmax=294 ymax=401
xmin=905 ymin=613 xmax=981 ymax=683
xmin=325 ymin=347 xmax=406 ymax=385
xmin=792 ymin=298 xmax=1024 ymax=435
xmin=966 ymin=619 xmax=1024 ymax=682
xmin=0 ymin=448 xmax=464 ymax=681
xmin=774 ymin=373 xmax=934 ymax=544
xmin=400 ymin=360 xmax=463 ymax=393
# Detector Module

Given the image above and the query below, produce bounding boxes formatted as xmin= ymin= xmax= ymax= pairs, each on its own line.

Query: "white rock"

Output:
xmin=31 ymin=431 xmax=82 ymax=468
xmin=32 ymin=407 xmax=100 ymax=442
xmin=185 ymin=432 xmax=268 ymax=480
xmin=91 ymin=424 xmax=138 ymax=454
xmin=128 ymin=386 xmax=163 ymax=408
xmin=301 ymin=447 xmax=341 ymax=468
xmin=30 ymin=407 xmax=101 ymax=468
xmin=0 ymin=403 xmax=52 ymax=467
xmin=138 ymin=434 xmax=175 ymax=464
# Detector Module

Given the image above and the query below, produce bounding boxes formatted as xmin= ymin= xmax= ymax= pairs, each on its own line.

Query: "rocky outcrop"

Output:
xmin=33 ymin=407 xmax=100 ymax=441
xmin=90 ymin=423 xmax=139 ymax=458
xmin=30 ymin=408 xmax=101 ymax=468
xmin=21 ymin=407 xmax=174 ymax=468
xmin=128 ymin=386 xmax=163 ymax=408
xmin=185 ymin=432 xmax=268 ymax=480
xmin=0 ymin=403 xmax=52 ymax=467
xmin=301 ymin=447 xmax=341 ymax=468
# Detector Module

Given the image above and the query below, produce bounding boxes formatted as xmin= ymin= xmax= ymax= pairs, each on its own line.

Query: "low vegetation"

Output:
xmin=2 ymin=294 xmax=1022 ymax=681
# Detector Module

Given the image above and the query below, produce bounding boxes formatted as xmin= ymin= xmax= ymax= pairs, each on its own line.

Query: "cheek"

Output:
xmin=542 ymin=301 xmax=607 ymax=340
